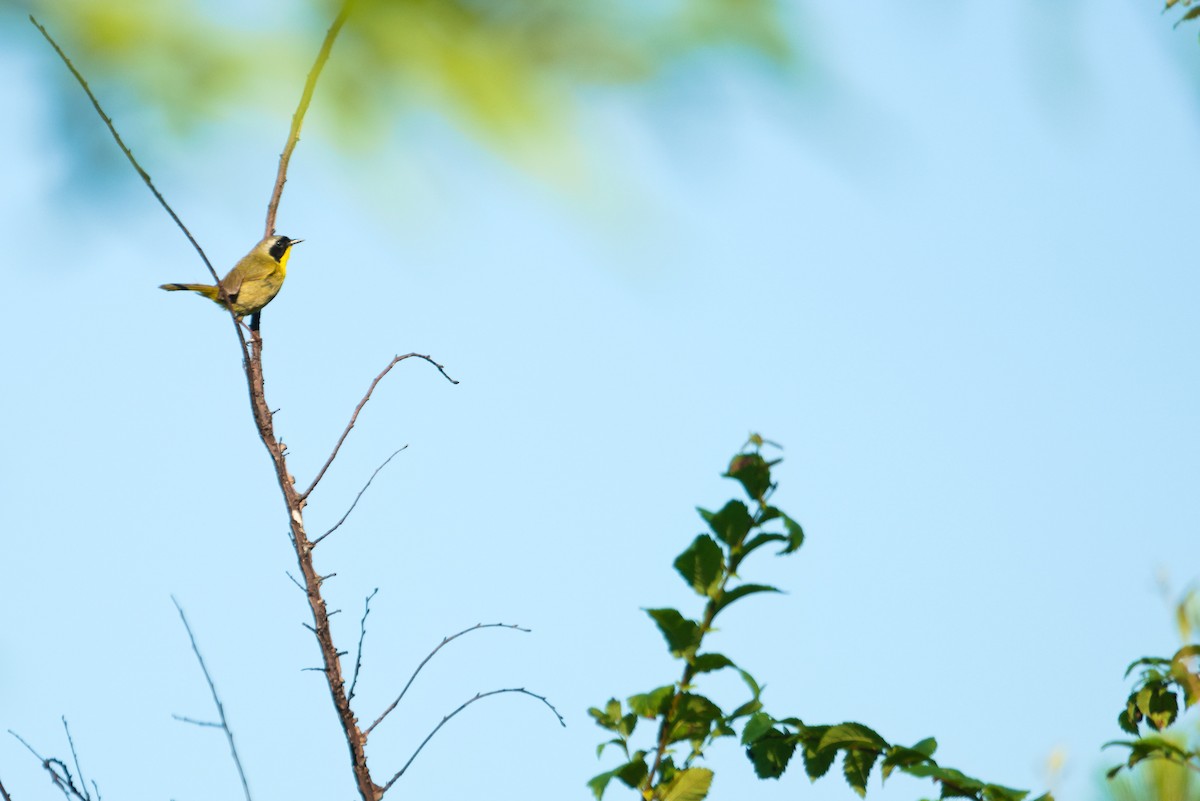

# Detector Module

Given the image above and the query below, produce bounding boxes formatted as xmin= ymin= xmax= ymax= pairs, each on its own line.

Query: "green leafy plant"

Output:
xmin=1105 ymin=601 xmax=1200 ymax=778
xmin=590 ymin=436 xmax=1052 ymax=801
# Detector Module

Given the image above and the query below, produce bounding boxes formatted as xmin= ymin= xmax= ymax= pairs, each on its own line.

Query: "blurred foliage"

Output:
xmin=1167 ymin=0 xmax=1200 ymax=30
xmin=6 ymin=0 xmax=795 ymax=155
xmin=1103 ymin=585 xmax=1200 ymax=798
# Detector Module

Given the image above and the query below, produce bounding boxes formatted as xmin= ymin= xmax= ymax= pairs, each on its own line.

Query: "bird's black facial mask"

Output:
xmin=269 ymin=236 xmax=293 ymax=262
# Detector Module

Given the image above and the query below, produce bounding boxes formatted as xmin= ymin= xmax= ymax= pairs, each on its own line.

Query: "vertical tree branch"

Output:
xmin=264 ymin=0 xmax=355 ymax=237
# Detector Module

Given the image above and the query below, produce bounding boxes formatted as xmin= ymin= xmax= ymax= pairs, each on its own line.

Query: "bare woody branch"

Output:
xmin=379 ymin=688 xmax=565 ymax=795
xmin=172 ymin=597 xmax=252 ymax=801
xmin=302 ymin=354 xmax=459 ymax=502
xmin=264 ymin=0 xmax=354 ymax=236
xmin=314 ymin=447 xmax=407 ymax=546
xmin=0 ymin=776 xmax=12 ymax=801
xmin=365 ymin=623 xmax=530 ymax=737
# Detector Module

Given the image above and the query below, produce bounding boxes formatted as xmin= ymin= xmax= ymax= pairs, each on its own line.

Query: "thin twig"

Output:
xmin=30 ymin=16 xmax=253 ymax=368
xmin=302 ymin=354 xmax=459 ymax=501
xmin=286 ymin=571 xmax=307 ymax=593
xmin=348 ymin=589 xmax=378 ymax=702
xmin=29 ymin=16 xmax=216 ymax=282
xmin=60 ymin=720 xmax=86 ymax=801
xmin=0 ymin=777 xmax=12 ymax=801
xmin=172 ymin=715 xmax=222 ymax=728
xmin=365 ymin=623 xmax=530 ymax=736
xmin=380 ymin=688 xmax=564 ymax=795
xmin=314 ymin=447 xmax=407 ymax=545
xmin=172 ymin=597 xmax=253 ymax=801
xmin=264 ymin=0 xmax=354 ymax=236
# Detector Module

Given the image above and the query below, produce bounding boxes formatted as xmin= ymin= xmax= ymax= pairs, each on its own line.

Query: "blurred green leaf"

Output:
xmin=666 ymin=693 xmax=724 ymax=744
xmin=843 ymin=748 xmax=879 ymax=798
xmin=746 ymin=728 xmax=798 ymax=779
xmin=741 ymin=712 xmax=775 ymax=745
xmin=715 ymin=582 xmax=780 ymax=613
xmin=645 ymin=608 xmax=702 ymax=657
xmin=692 ymin=652 xmax=735 ymax=674
xmin=817 ymin=722 xmax=889 ymax=753
xmin=674 ymin=534 xmax=725 ymax=597
xmin=725 ymin=452 xmax=774 ymax=502
xmin=699 ymin=501 xmax=753 ymax=548
xmin=660 ymin=767 xmax=714 ymax=801
xmin=628 ymin=685 xmax=675 ymax=719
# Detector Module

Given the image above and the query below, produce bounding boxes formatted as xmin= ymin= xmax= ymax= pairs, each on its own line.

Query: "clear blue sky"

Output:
xmin=2 ymin=3 xmax=1198 ymax=801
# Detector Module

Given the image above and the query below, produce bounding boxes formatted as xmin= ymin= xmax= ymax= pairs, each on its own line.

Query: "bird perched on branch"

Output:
xmin=160 ymin=234 xmax=301 ymax=319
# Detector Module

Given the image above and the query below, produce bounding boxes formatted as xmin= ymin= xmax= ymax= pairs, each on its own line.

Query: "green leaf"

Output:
xmin=843 ymin=748 xmax=879 ymax=798
xmin=699 ymin=501 xmax=754 ymax=547
xmin=660 ymin=767 xmax=714 ymax=801
xmin=645 ymin=608 xmax=702 ymax=657
xmin=801 ymin=740 xmax=836 ymax=780
xmin=674 ymin=535 xmax=725 ymax=596
xmin=1124 ymin=656 xmax=1170 ymax=678
xmin=912 ymin=737 xmax=938 ymax=757
xmin=587 ymin=768 xmax=619 ymax=800
xmin=1135 ymin=683 xmax=1178 ymax=730
xmin=614 ymin=753 xmax=649 ymax=788
xmin=628 ymin=685 xmax=675 ymax=718
xmin=1118 ymin=694 xmax=1141 ymax=734
xmin=746 ymin=729 xmax=797 ymax=778
xmin=740 ymin=531 xmax=786 ymax=559
xmin=725 ymin=452 xmax=774 ymax=501
xmin=692 ymin=652 xmax=735 ymax=674
xmin=666 ymin=694 xmax=724 ymax=744
xmin=588 ymin=700 xmax=623 ymax=731
xmin=817 ymin=722 xmax=890 ymax=753
xmin=596 ymin=738 xmax=625 ymax=759
xmin=1175 ymin=6 xmax=1200 ymax=26
xmin=777 ymin=510 xmax=805 ymax=554
xmin=880 ymin=744 xmax=934 ymax=780
xmin=903 ymin=764 xmax=985 ymax=798
xmin=741 ymin=712 xmax=775 ymax=744
xmin=715 ymin=583 xmax=780 ymax=613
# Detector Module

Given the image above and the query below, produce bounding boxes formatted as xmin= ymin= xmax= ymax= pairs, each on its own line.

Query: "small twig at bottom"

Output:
xmin=8 ymin=730 xmax=90 ymax=801
xmin=0 ymin=776 xmax=13 ymax=801
xmin=380 ymin=688 xmax=564 ymax=795
xmin=172 ymin=597 xmax=253 ymax=801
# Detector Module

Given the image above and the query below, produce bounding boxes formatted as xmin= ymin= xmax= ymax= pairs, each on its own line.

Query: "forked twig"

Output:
xmin=379 ymin=688 xmax=564 ymax=795
xmin=172 ymin=597 xmax=253 ymax=801
xmin=8 ymin=730 xmax=90 ymax=801
xmin=313 ymin=447 xmax=408 ymax=545
xmin=302 ymin=354 xmax=459 ymax=501
xmin=365 ymin=623 xmax=530 ymax=736
xmin=348 ymin=588 xmax=379 ymax=701
xmin=264 ymin=0 xmax=354 ymax=236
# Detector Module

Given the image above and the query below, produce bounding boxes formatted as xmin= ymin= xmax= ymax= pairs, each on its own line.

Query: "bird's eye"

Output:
xmin=268 ymin=236 xmax=291 ymax=261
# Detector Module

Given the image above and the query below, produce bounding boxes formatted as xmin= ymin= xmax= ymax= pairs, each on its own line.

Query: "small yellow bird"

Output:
xmin=160 ymin=234 xmax=302 ymax=319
